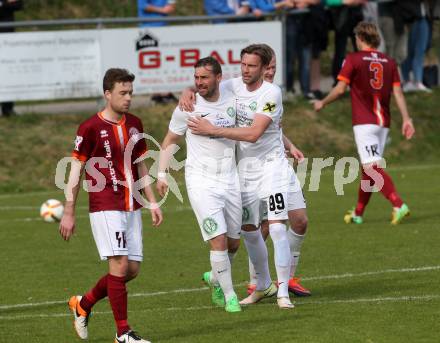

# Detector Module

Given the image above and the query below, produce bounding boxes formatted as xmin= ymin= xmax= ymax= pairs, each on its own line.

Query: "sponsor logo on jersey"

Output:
xmin=227 ymin=106 xmax=235 ymax=118
xmin=263 ymin=102 xmax=276 ymax=113
xmin=203 ymin=217 xmax=218 ymax=234
xmin=129 ymin=127 xmax=140 ymax=137
xmin=100 ymin=130 xmax=108 ymax=138
xmin=74 ymin=136 xmax=83 ymax=151
xmin=249 ymin=101 xmax=257 ymax=111
xmin=103 ymin=140 xmax=118 ymax=192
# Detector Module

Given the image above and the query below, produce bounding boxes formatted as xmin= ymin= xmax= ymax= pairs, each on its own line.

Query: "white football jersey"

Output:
xmin=220 ymin=77 xmax=285 ymax=163
xmin=169 ymin=89 xmax=238 ymax=188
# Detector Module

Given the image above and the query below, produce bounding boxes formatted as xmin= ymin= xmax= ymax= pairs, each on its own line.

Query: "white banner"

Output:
xmin=0 ymin=22 xmax=282 ymax=102
xmin=0 ymin=30 xmax=101 ymax=101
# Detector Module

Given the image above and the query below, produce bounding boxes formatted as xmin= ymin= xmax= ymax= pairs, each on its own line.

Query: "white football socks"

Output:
xmin=287 ymin=228 xmax=305 ymax=278
xmin=242 ymin=230 xmax=272 ymax=291
xmin=248 ymin=257 xmax=258 ymax=285
xmin=210 ymin=250 xmax=235 ymax=301
xmin=228 ymin=251 xmax=237 ymax=264
xmin=269 ymin=223 xmax=291 ymax=298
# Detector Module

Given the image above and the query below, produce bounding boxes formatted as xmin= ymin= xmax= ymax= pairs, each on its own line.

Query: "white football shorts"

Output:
xmin=353 ymin=124 xmax=389 ymax=165
xmin=242 ymin=158 xmax=304 ymax=226
xmin=89 ymin=210 xmax=143 ymax=261
xmin=187 ymin=186 xmax=242 ymax=242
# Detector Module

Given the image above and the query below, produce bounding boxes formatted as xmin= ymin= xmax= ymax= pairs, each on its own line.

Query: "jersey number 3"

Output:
xmin=369 ymin=62 xmax=383 ymax=90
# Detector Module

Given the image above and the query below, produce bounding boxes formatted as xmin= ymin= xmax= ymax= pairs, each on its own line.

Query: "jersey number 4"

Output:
xmin=115 ymin=232 xmax=127 ymax=249
xmin=369 ymin=62 xmax=383 ymax=90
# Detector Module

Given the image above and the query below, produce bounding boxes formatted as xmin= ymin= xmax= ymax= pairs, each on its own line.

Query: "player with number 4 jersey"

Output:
xmin=314 ymin=22 xmax=415 ymax=225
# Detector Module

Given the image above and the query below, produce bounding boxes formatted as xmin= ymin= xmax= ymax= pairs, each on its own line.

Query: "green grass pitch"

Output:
xmin=1 ymin=164 xmax=439 ymax=342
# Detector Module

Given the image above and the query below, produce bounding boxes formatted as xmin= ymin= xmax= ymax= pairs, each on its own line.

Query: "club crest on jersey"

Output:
xmin=263 ymin=102 xmax=276 ymax=113
xmin=100 ymin=130 xmax=108 ymax=138
xmin=227 ymin=106 xmax=235 ymax=118
xmin=74 ymin=136 xmax=83 ymax=151
xmin=129 ymin=127 xmax=140 ymax=137
xmin=249 ymin=101 xmax=257 ymax=111
xmin=203 ymin=217 xmax=218 ymax=234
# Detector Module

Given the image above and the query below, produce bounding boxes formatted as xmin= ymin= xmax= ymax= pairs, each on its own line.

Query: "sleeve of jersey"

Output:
xmin=168 ymin=107 xmax=188 ymax=136
xmin=392 ymin=61 xmax=401 ymax=87
xmin=71 ymin=124 xmax=92 ymax=162
xmin=133 ymin=120 xmax=148 ymax=161
xmin=337 ymin=56 xmax=353 ymax=85
xmin=256 ymin=87 xmax=282 ymax=122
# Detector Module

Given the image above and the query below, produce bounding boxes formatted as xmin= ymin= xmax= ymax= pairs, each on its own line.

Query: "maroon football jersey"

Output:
xmin=72 ymin=112 xmax=148 ymax=212
xmin=338 ymin=50 xmax=401 ymax=128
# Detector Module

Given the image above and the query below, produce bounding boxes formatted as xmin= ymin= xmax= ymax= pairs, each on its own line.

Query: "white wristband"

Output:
xmin=157 ymin=172 xmax=167 ymax=179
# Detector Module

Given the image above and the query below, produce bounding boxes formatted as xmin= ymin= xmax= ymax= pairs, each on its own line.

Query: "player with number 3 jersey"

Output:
xmin=314 ymin=22 xmax=415 ymax=225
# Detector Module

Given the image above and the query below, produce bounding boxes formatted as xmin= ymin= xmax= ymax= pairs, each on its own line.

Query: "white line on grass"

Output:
xmin=1 ymin=294 xmax=439 ymax=321
xmin=1 ymin=164 xmax=438 ymax=201
xmin=1 ymin=264 xmax=439 ymax=311
xmin=0 ymin=206 xmax=193 ymax=223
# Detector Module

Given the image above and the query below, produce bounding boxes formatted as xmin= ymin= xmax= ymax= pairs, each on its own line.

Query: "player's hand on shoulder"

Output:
xmin=402 ymin=119 xmax=415 ymax=140
xmin=59 ymin=213 xmax=75 ymax=241
xmin=179 ymin=88 xmax=196 ymax=112
xmin=150 ymin=205 xmax=163 ymax=227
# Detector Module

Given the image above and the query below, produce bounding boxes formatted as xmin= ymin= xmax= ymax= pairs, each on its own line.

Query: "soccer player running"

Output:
xmin=59 ymin=68 xmax=163 ymax=343
xmin=246 ymin=45 xmax=311 ymax=298
xmin=156 ymin=57 xmax=242 ymax=312
xmin=314 ymin=22 xmax=415 ymax=224
xmin=184 ymin=44 xmax=303 ymax=309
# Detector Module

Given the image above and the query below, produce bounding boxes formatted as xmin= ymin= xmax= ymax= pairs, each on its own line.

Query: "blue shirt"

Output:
xmin=249 ymin=0 xmax=281 ymax=13
xmin=137 ymin=0 xmax=173 ymax=27
xmin=204 ymin=0 xmax=250 ymax=23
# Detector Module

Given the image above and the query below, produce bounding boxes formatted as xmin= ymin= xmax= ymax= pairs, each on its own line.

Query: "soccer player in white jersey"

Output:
xmin=187 ymin=44 xmax=304 ymax=309
xmin=156 ymin=57 xmax=242 ymax=312
xmin=246 ymin=45 xmax=311 ymax=298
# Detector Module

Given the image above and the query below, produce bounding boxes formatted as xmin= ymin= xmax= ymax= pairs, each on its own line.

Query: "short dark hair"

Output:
xmin=240 ymin=44 xmax=272 ymax=66
xmin=260 ymin=44 xmax=275 ymax=59
xmin=354 ymin=22 xmax=381 ymax=49
xmin=103 ymin=68 xmax=135 ymax=93
xmin=194 ymin=56 xmax=222 ymax=75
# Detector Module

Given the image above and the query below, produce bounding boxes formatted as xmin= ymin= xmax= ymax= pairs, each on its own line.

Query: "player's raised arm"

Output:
xmin=157 ymin=130 xmax=183 ymax=197
xmin=59 ymin=158 xmax=84 ymax=241
xmin=137 ymin=162 xmax=163 ymax=227
xmin=392 ymin=85 xmax=415 ymax=140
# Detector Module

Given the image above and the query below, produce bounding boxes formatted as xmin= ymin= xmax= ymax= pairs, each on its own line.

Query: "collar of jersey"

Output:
xmin=363 ymin=48 xmax=378 ymax=52
xmin=98 ymin=112 xmax=126 ymax=126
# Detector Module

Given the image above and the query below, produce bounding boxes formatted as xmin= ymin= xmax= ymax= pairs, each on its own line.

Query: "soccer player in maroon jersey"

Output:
xmin=59 ymin=68 xmax=162 ymax=343
xmin=314 ymin=22 xmax=415 ymax=225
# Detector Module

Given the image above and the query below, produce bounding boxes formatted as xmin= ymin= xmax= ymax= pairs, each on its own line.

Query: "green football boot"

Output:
xmin=225 ymin=294 xmax=242 ymax=313
xmin=202 ymin=271 xmax=225 ymax=307
xmin=344 ymin=208 xmax=363 ymax=224
xmin=391 ymin=203 xmax=410 ymax=225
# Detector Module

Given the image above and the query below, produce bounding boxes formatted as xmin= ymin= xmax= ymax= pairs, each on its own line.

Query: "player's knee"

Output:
xmin=293 ymin=215 xmax=308 ymax=235
xmin=109 ymin=255 xmax=129 ymax=277
xmin=227 ymin=238 xmax=240 ymax=253
xmin=241 ymin=224 xmax=258 ymax=232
